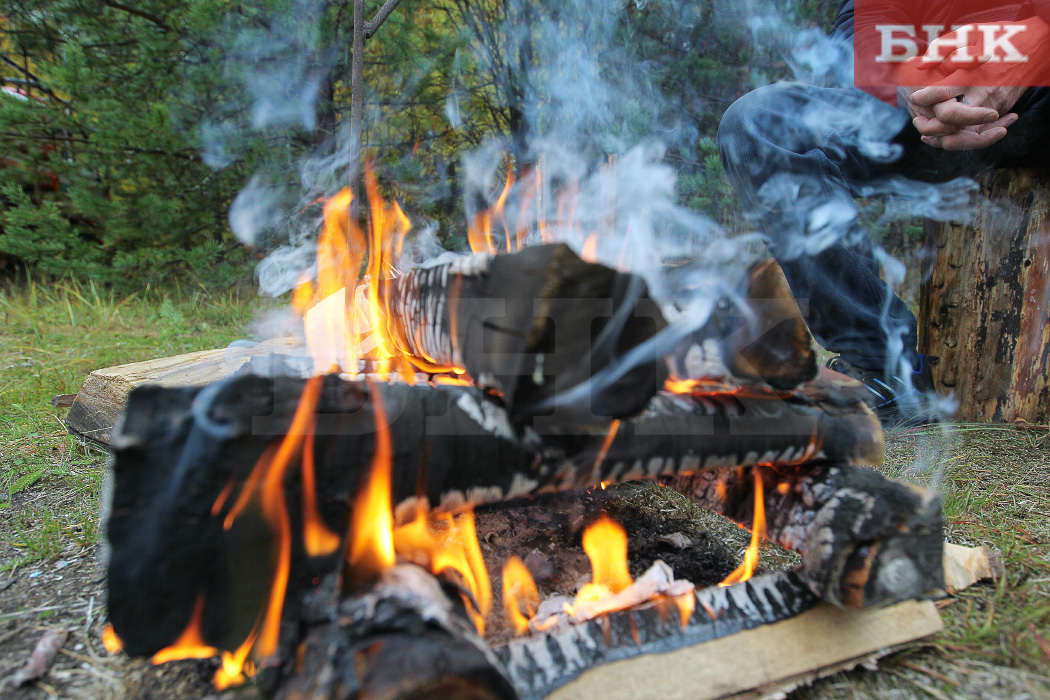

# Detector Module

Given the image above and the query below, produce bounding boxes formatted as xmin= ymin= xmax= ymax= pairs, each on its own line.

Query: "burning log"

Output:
xmin=496 ymin=570 xmax=820 ymax=700
xmin=559 ymin=369 xmax=884 ymax=489
xmin=667 ymin=463 xmax=943 ymax=609
xmin=106 ymin=367 xmax=898 ymax=662
xmin=382 ymin=242 xmax=668 ymax=420
xmin=275 ymin=565 xmax=516 ymax=700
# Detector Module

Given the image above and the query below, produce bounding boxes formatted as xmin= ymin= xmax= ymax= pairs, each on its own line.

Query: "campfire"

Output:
xmin=101 ymin=171 xmax=944 ymax=699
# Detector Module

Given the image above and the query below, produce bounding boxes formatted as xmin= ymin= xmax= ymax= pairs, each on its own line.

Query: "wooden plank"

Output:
xmin=63 ymin=339 xmax=298 ymax=445
xmin=546 ymin=600 xmax=943 ymax=700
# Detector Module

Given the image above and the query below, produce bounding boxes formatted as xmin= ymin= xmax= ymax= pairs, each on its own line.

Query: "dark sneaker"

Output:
xmin=825 ymin=355 xmax=941 ymax=426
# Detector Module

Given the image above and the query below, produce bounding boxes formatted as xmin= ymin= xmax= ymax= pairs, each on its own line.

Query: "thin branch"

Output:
xmin=0 ymin=132 xmax=196 ymax=160
xmin=95 ymin=0 xmax=173 ymax=33
xmin=363 ymin=0 xmax=406 ymax=40
xmin=0 ymin=54 xmax=70 ymax=106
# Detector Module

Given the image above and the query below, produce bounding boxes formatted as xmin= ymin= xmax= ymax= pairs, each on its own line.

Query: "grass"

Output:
xmin=0 ymin=281 xmax=1047 ymax=698
xmin=0 ymin=278 xmax=270 ymax=571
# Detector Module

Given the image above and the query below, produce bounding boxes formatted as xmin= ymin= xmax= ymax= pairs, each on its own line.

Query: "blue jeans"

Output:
xmin=717 ymin=83 xmax=1050 ymax=372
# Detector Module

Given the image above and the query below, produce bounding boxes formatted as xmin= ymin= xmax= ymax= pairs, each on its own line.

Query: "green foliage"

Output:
xmin=675 ymin=137 xmax=745 ymax=230
xmin=0 ymin=0 xmax=840 ymax=287
xmin=0 ymin=0 xmax=253 ymax=290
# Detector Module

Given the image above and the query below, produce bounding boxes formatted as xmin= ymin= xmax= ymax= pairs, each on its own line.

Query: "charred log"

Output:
xmin=384 ymin=243 xmax=668 ymax=420
xmin=558 ymin=372 xmax=884 ymax=489
xmin=275 ymin=565 xmax=516 ymax=700
xmin=667 ymin=463 xmax=943 ymax=608
xmin=496 ymin=570 xmax=818 ymax=700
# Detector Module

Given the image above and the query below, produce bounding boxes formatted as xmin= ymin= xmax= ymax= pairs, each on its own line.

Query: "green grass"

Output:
xmin=0 ymin=278 xmax=270 ymax=570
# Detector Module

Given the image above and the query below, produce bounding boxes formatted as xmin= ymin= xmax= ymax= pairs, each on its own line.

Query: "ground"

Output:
xmin=0 ymin=285 xmax=1048 ymax=700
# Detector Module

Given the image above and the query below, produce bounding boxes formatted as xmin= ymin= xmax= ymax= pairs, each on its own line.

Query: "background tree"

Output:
xmin=0 ymin=0 xmax=838 ymax=290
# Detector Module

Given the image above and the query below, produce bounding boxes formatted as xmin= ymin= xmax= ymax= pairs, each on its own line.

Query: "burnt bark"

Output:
xmin=919 ymin=168 xmax=1050 ymax=423
xmin=275 ymin=566 xmax=515 ymax=700
xmin=668 ymin=463 xmax=943 ymax=609
xmin=496 ymin=570 xmax=818 ymax=700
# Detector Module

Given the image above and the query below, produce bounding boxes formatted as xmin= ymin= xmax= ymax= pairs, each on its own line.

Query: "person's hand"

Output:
xmin=897 ymin=84 xmax=1014 ymax=150
xmin=906 ymin=84 xmax=1021 ymax=150
xmin=892 ymin=17 xmax=1048 ymax=150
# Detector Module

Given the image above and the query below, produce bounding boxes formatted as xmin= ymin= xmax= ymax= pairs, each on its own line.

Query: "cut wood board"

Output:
xmin=547 ymin=600 xmax=943 ymax=700
xmin=943 ymin=542 xmax=1003 ymax=594
xmin=63 ymin=339 xmax=299 ymax=446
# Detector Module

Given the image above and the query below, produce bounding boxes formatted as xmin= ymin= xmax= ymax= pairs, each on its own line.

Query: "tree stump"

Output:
xmin=919 ymin=168 xmax=1050 ymax=423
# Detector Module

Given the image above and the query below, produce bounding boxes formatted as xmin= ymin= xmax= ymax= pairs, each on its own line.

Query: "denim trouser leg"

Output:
xmin=718 ymin=82 xmax=1050 ymax=373
xmin=717 ymin=83 xmax=919 ymax=371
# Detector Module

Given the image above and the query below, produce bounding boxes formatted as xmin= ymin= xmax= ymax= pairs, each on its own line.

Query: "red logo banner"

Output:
xmin=853 ymin=0 xmax=1050 ymax=103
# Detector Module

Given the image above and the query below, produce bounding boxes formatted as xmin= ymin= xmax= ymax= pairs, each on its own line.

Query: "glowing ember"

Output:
xmin=502 ymin=556 xmax=540 ymax=635
xmin=719 ymin=469 xmax=766 ymax=586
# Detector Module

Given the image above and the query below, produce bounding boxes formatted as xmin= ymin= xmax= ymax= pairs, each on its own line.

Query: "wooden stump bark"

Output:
xmin=919 ymin=168 xmax=1050 ymax=423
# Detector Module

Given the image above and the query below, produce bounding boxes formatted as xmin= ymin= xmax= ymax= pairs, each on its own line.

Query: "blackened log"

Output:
xmin=555 ymin=373 xmax=884 ymax=489
xmin=667 ymin=463 xmax=943 ymax=608
xmin=275 ymin=565 xmax=516 ymax=700
xmin=105 ymin=375 xmax=557 ymax=657
xmin=496 ymin=571 xmax=818 ymax=700
xmin=383 ymin=243 xmax=668 ymax=420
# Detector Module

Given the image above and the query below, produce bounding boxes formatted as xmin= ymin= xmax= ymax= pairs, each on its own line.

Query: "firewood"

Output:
xmin=63 ymin=338 xmax=299 ymax=445
xmin=497 ymin=570 xmax=819 ymax=700
xmin=274 ymin=565 xmax=515 ymax=700
xmin=668 ymin=463 xmax=943 ymax=608
xmin=668 ymin=258 xmax=817 ymax=392
xmin=942 ymin=542 xmax=1002 ymax=594
xmin=383 ymin=243 xmax=669 ymax=420
xmin=105 ymin=371 xmax=898 ymax=658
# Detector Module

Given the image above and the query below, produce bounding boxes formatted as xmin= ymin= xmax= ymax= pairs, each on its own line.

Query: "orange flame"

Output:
xmin=205 ymin=374 xmax=323 ymax=687
xmin=589 ymin=418 xmax=620 ymax=487
xmin=101 ymin=624 xmax=123 ymax=654
xmin=301 ymin=415 xmax=340 ymax=556
xmin=345 ymin=383 xmax=396 ymax=583
xmin=502 ymin=556 xmax=540 ymax=635
xmin=151 ymin=595 xmax=218 ymax=664
xmin=392 ymin=508 xmax=492 ymax=633
xmin=719 ymin=469 xmax=766 ymax=586
xmin=578 ymin=515 xmax=633 ymax=598
xmin=468 ymin=166 xmax=516 ymax=254
xmin=580 ymin=232 xmax=598 ymax=262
